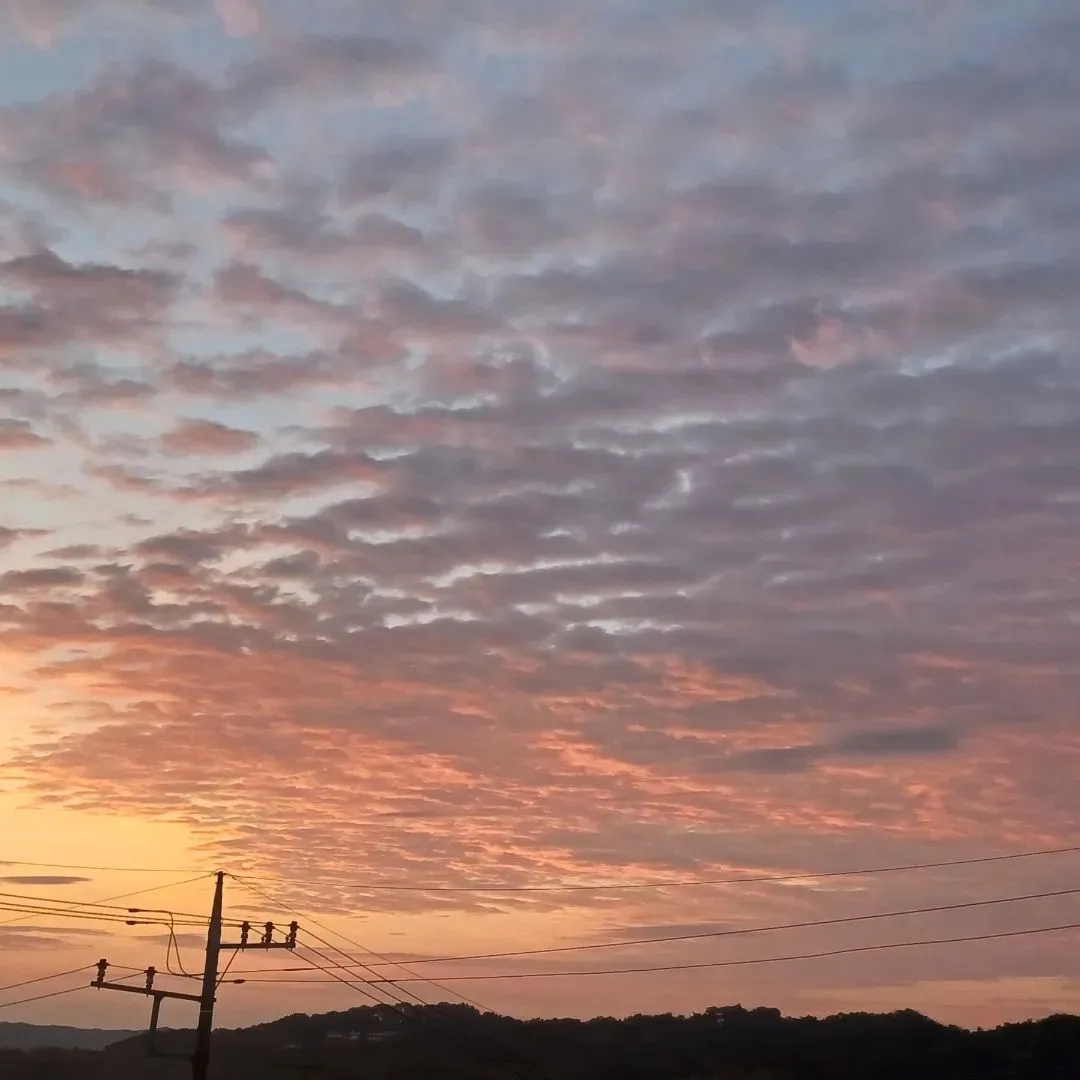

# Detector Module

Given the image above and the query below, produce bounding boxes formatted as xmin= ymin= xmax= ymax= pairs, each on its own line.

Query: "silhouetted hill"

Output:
xmin=0 ymin=1022 xmax=137 ymax=1050
xmin=3 ymin=1003 xmax=1080 ymax=1077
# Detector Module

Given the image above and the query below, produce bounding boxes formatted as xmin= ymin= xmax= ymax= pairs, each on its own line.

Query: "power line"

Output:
xmin=292 ymin=939 xmax=547 ymax=1080
xmin=3 ymin=843 xmax=1075 ymax=893
xmin=231 ymin=876 xmax=553 ymax=1080
xmin=0 ymin=898 xmax=211 ymax=930
xmin=237 ymin=843 xmax=1080 ymax=893
xmin=0 ymin=984 xmax=93 ymax=1011
xmin=231 ymin=874 xmax=505 ymax=1014
xmin=364 ymin=920 xmax=1080 ymax=983
xmin=0 ymin=881 xmax=214 ymax=915
xmin=0 ymin=965 xmax=93 ymax=996
xmin=294 ymin=929 xmax=494 ymax=1019
xmin=241 ymin=920 xmax=1080 ymax=985
xmin=0 ymin=901 xmax=200 ymax=928
xmin=233 ymin=874 xmax=486 ymax=1008
xmin=0 ymin=969 xmax=143 ymax=1011
xmin=286 ymin=938 xmax=540 ymax=1080
xmin=357 ymin=884 xmax=1080 ymax=966
xmin=0 ymin=859 xmax=206 ymax=874
xmin=215 ymin=883 xmax=1080 ymax=976
xmin=0 ymin=889 xmax=211 ymax=923
xmin=0 ymin=902 xmax=207 ymax=928
xmin=0 ymin=873 xmax=216 ymax=929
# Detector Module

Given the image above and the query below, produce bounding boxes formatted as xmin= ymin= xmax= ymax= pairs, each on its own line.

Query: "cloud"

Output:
xmin=212 ymin=261 xmax=340 ymax=327
xmin=0 ymin=60 xmax=268 ymax=206
xmin=0 ymin=928 xmax=84 ymax=950
xmin=2 ymin=1 xmax=256 ymax=47
xmin=166 ymin=349 xmax=368 ymax=399
xmin=185 ymin=449 xmax=390 ymax=500
xmin=0 ymin=875 xmax=92 ymax=885
xmin=0 ymin=527 xmax=27 ymax=549
xmin=227 ymin=32 xmax=434 ymax=110
xmin=725 ymin=725 xmax=960 ymax=776
xmin=0 ymin=0 xmax=1079 ymax=1026
xmin=161 ymin=418 xmax=260 ymax=456
xmin=213 ymin=0 xmax=260 ymax=38
xmin=1 ymin=566 xmax=84 ymax=591
xmin=0 ymin=418 xmax=50 ymax=450
xmin=339 ymin=135 xmax=456 ymax=207
xmin=0 ymin=249 xmax=179 ymax=368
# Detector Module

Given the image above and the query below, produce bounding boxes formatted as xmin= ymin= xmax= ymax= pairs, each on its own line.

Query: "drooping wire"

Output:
xmin=292 ymin=938 xmax=543 ymax=1076
xmin=3 ymin=843 xmax=1076 ymax=893
xmin=0 ymin=859 xmax=207 ymax=874
xmin=164 ymin=913 xmax=195 ymax=977
xmin=213 ymin=882 xmax=1080 ymax=977
xmin=0 ymin=880 xmax=212 ymax=920
xmin=216 ymin=945 xmax=241 ymax=989
xmin=0 ymin=984 xmax=94 ymax=1011
xmin=0 ymin=873 xmax=217 ymax=929
xmin=230 ymin=875 xmax=552 ymax=1080
xmin=0 ymin=965 xmax=94 ymax=996
xmin=357 ymin=920 xmax=1080 ymax=983
xmin=231 ymin=873 xmax=512 ymax=1016
xmin=0 ymin=900 xmax=201 ymax=929
xmin=290 ymin=941 xmax=544 ymax=1080
xmin=334 ymin=883 xmax=1080 ymax=967
xmin=0 ymin=968 xmax=143 ymax=1011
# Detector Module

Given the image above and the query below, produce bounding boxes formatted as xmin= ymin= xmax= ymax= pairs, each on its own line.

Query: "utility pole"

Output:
xmin=191 ymin=870 xmax=224 ymax=1080
xmin=92 ymin=871 xmax=299 ymax=1080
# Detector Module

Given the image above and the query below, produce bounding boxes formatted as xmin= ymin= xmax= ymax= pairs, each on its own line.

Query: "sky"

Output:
xmin=1 ymin=0 xmax=1080 ymax=1036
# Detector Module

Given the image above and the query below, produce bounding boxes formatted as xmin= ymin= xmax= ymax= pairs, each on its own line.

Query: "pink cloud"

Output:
xmin=214 ymin=0 xmax=260 ymax=37
xmin=161 ymin=418 xmax=260 ymax=457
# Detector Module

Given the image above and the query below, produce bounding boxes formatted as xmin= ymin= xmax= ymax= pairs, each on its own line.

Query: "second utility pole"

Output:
xmin=192 ymin=870 xmax=225 ymax=1080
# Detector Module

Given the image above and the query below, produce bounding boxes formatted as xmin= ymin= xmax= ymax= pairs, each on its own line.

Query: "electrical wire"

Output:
xmin=239 ymin=918 xmax=1080 ymax=986
xmin=0 ymin=859 xmax=206 ymax=874
xmin=231 ymin=874 xmax=505 ymax=1015
xmin=214 ymin=883 xmax=1080 ymax=976
xmin=291 ymin=942 xmax=545 ymax=1080
xmin=0 ymin=881 xmax=210 ymax=919
xmin=0 ymin=904 xmax=208 ymax=930
xmin=0 ymin=873 xmax=217 ymax=929
xmin=353 ymin=884 xmax=1080 ymax=966
xmin=0 ymin=904 xmax=209 ymax=932
xmin=216 ymin=945 xmax=240 ymax=989
xmin=230 ymin=876 xmax=551 ymax=1080
xmin=155 ymin=912 xmax=195 ymax=977
xmin=3 ymin=843 xmax=1076 ymax=893
xmin=0 ymin=901 xmax=195 ymax=928
xmin=0 ymin=965 xmax=93 ymax=995
xmin=292 ymin=939 xmax=547 ymax=1078
xmin=353 ymin=920 xmax=1080 ymax=983
xmin=294 ymin=942 xmax=416 ymax=1006
xmin=294 ymin=928 xmax=503 ymax=1029
xmin=0 ymin=968 xmax=143 ymax=1011
xmin=92 ymin=873 xmax=217 ymax=913
xmin=237 ymin=843 xmax=1080 ymax=893
xmin=0 ymin=984 xmax=93 ymax=1011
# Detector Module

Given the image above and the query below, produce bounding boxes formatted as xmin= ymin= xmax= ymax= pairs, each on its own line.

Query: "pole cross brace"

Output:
xmin=92 ymin=961 xmax=202 ymax=1002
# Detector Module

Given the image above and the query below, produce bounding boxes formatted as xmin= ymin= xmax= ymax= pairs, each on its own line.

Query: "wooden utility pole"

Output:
xmin=92 ymin=871 xmax=299 ymax=1080
xmin=191 ymin=870 xmax=225 ymax=1080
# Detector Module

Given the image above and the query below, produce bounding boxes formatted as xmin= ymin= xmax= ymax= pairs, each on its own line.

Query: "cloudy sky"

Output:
xmin=1 ymin=0 xmax=1080 ymax=1034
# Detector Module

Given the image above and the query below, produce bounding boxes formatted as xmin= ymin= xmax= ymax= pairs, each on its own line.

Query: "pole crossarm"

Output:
xmin=92 ymin=961 xmax=202 ymax=1003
